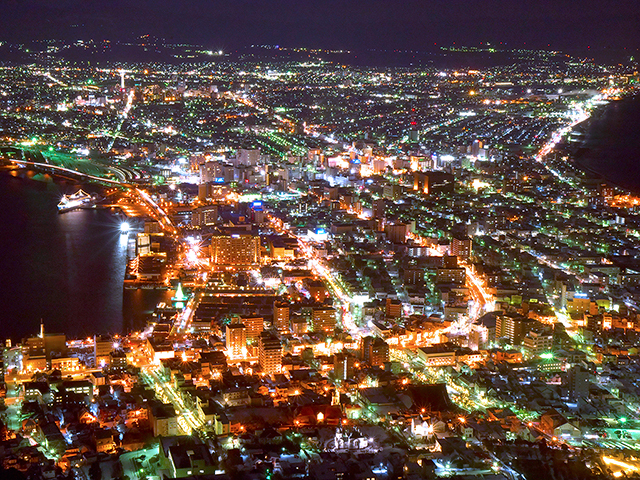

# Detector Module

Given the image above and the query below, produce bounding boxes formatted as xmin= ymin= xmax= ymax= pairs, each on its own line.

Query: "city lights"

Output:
xmin=0 ymin=27 xmax=638 ymax=480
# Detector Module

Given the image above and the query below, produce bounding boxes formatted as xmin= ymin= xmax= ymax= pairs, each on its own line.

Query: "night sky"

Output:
xmin=1 ymin=0 xmax=639 ymax=52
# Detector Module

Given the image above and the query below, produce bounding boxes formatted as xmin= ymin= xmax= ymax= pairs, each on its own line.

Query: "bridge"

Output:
xmin=5 ymin=154 xmax=129 ymax=187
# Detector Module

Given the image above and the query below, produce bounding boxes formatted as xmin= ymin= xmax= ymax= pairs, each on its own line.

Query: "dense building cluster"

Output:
xmin=0 ymin=38 xmax=639 ymax=479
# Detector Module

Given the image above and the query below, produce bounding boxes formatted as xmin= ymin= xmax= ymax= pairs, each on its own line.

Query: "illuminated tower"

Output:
xmin=119 ymin=70 xmax=125 ymax=90
xmin=408 ymin=107 xmax=419 ymax=141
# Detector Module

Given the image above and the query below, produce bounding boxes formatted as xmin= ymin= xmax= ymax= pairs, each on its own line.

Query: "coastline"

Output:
xmin=561 ymin=94 xmax=640 ymax=195
xmin=0 ymin=169 xmax=172 ymax=341
xmin=0 ymin=173 xmax=129 ymax=341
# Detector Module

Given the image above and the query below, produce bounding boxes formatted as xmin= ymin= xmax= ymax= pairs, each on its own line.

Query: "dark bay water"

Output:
xmin=574 ymin=95 xmax=640 ymax=192
xmin=0 ymin=173 xmax=170 ymax=342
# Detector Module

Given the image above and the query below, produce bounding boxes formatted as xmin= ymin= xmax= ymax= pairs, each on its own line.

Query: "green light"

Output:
xmin=174 ymin=283 xmax=187 ymax=302
xmin=620 ymin=417 xmax=627 ymax=423
xmin=540 ymin=352 xmax=554 ymax=359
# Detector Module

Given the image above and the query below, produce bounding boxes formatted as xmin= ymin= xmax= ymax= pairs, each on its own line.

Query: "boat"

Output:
xmin=57 ymin=189 xmax=97 ymax=213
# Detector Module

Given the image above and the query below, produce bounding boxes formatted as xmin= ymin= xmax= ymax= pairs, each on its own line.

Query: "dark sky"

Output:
xmin=1 ymin=0 xmax=639 ymax=51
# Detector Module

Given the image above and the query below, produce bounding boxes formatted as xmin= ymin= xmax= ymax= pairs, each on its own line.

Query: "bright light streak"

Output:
xmin=603 ymin=456 xmax=639 ymax=473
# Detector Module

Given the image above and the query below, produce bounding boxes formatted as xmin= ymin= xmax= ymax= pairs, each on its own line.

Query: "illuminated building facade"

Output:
xmin=496 ymin=315 xmax=536 ymax=346
xmin=451 ymin=236 xmax=472 ymax=259
xmin=361 ymin=336 xmax=390 ymax=367
xmin=273 ymin=302 xmax=291 ymax=333
xmin=258 ymin=331 xmax=282 ymax=375
xmin=240 ymin=316 xmax=264 ymax=342
xmin=385 ymin=299 xmax=402 ymax=319
xmin=334 ymin=352 xmax=355 ymax=381
xmin=413 ymin=171 xmax=454 ymax=195
xmin=522 ymin=331 xmax=554 ymax=357
xmin=435 ymin=267 xmax=466 ymax=285
xmin=210 ymin=235 xmax=261 ymax=268
xmin=310 ymin=307 xmax=337 ymax=333
xmin=94 ymin=335 xmax=113 ymax=367
xmin=384 ymin=223 xmax=408 ymax=243
xmin=226 ymin=323 xmax=247 ymax=357
xmin=21 ymin=321 xmax=67 ymax=372
xmin=192 ymin=205 xmax=219 ymax=227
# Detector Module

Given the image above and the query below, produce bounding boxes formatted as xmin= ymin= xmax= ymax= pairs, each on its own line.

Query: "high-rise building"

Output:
xmin=451 ymin=236 xmax=472 ymax=259
xmin=435 ymin=267 xmax=466 ymax=285
xmin=22 ymin=321 xmax=66 ymax=372
xmin=403 ymin=267 xmax=425 ymax=285
xmin=258 ymin=332 xmax=282 ymax=375
xmin=384 ymin=223 xmax=408 ymax=243
xmin=200 ymin=161 xmax=234 ymax=184
xmin=198 ymin=184 xmax=209 ymax=202
xmin=23 ymin=336 xmax=45 ymax=358
xmin=382 ymin=184 xmax=403 ymax=200
xmin=568 ymin=365 xmax=591 ymax=399
xmin=291 ymin=315 xmax=308 ymax=335
xmin=235 ymin=148 xmax=260 ymax=166
xmin=110 ymin=350 xmax=128 ymax=372
xmin=334 ymin=352 xmax=355 ymax=381
xmin=470 ymin=139 xmax=483 ymax=158
xmin=361 ymin=336 xmax=390 ymax=367
xmin=443 ymin=255 xmax=458 ymax=268
xmin=496 ymin=316 xmax=536 ymax=346
xmin=210 ymin=235 xmax=261 ymax=268
xmin=239 ymin=316 xmax=264 ymax=343
xmin=372 ymin=198 xmax=386 ymax=219
xmin=226 ymin=323 xmax=246 ymax=358
xmin=413 ymin=171 xmax=454 ymax=195
xmin=311 ymin=307 xmax=336 ymax=333
xmin=360 ymin=336 xmax=373 ymax=363
xmin=273 ymin=302 xmax=290 ymax=334
xmin=522 ymin=331 xmax=554 ymax=357
xmin=192 ymin=205 xmax=219 ymax=227
xmin=305 ymin=279 xmax=328 ymax=303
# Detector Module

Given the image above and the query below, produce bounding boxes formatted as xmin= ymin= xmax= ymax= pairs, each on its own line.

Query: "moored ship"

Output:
xmin=57 ymin=189 xmax=97 ymax=213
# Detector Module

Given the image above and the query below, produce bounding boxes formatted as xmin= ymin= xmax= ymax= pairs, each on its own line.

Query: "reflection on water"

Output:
xmin=0 ymin=174 xmax=172 ymax=341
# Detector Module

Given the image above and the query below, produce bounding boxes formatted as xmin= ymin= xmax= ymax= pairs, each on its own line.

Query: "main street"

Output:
xmin=268 ymin=214 xmax=362 ymax=335
xmin=140 ymin=365 xmax=205 ymax=435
